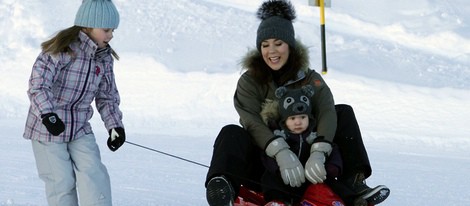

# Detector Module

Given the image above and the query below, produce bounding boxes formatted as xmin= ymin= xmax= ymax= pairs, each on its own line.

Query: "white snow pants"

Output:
xmin=32 ymin=133 xmax=112 ymax=206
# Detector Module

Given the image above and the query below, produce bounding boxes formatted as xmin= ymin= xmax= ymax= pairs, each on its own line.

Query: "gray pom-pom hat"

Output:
xmin=256 ymin=0 xmax=296 ymax=51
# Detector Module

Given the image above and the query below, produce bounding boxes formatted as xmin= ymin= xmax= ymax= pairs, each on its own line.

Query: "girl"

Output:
xmin=24 ymin=0 xmax=125 ymax=205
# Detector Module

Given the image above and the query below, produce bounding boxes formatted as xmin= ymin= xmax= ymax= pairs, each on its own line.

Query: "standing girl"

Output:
xmin=23 ymin=0 xmax=125 ymax=205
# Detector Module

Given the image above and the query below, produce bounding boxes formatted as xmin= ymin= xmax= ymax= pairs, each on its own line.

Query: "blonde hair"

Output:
xmin=41 ymin=26 xmax=119 ymax=60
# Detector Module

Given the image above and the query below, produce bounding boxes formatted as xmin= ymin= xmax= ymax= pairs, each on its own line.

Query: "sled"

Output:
xmin=234 ymin=183 xmax=346 ymax=206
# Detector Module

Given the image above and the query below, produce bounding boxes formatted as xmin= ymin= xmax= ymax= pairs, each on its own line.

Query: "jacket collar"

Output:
xmin=78 ymin=31 xmax=98 ymax=56
xmin=283 ymin=70 xmax=306 ymax=86
xmin=77 ymin=31 xmax=111 ymax=61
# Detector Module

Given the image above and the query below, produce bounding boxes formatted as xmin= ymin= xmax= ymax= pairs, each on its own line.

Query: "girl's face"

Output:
xmin=84 ymin=28 xmax=114 ymax=48
xmin=285 ymin=114 xmax=309 ymax=134
xmin=260 ymin=38 xmax=290 ymax=71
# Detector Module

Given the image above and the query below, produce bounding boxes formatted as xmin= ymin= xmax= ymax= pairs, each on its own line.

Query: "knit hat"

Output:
xmin=256 ymin=0 xmax=296 ymax=51
xmin=74 ymin=0 xmax=120 ymax=29
xmin=275 ymin=85 xmax=315 ymax=125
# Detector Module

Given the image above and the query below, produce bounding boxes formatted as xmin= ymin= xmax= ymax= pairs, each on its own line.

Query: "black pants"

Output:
xmin=205 ymin=124 xmax=264 ymax=194
xmin=205 ymin=104 xmax=372 ymax=202
xmin=329 ymin=104 xmax=372 ymax=204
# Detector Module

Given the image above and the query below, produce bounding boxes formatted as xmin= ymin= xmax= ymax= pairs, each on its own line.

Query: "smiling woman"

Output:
xmin=204 ymin=1 xmax=389 ymax=206
xmin=260 ymin=39 xmax=290 ymax=71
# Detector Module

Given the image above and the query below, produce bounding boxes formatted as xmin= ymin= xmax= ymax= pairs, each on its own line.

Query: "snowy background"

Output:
xmin=1 ymin=0 xmax=469 ymax=205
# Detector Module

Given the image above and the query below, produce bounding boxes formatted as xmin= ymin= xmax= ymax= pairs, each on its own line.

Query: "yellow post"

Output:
xmin=320 ymin=0 xmax=326 ymax=25
xmin=319 ymin=0 xmax=328 ymax=74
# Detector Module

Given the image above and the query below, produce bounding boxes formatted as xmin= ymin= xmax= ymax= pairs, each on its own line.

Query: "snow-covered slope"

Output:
xmin=1 ymin=0 xmax=469 ymax=205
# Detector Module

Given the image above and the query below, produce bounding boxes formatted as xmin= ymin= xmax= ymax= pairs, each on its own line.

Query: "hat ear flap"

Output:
xmin=302 ymin=85 xmax=315 ymax=97
xmin=275 ymin=86 xmax=287 ymax=99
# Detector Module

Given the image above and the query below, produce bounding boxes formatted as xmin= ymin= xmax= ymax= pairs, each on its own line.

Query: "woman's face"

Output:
xmin=84 ymin=28 xmax=114 ymax=48
xmin=260 ymin=39 xmax=290 ymax=71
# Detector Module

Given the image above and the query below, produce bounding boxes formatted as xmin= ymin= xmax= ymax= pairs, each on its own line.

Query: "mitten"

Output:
xmin=41 ymin=113 xmax=65 ymax=136
xmin=266 ymin=138 xmax=305 ymax=187
xmin=305 ymin=141 xmax=332 ymax=184
xmin=107 ymin=127 xmax=125 ymax=151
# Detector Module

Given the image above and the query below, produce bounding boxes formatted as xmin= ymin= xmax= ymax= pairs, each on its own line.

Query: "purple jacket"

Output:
xmin=23 ymin=31 xmax=123 ymax=142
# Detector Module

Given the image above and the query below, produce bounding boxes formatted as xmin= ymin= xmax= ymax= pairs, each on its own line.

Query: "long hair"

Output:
xmin=41 ymin=26 xmax=119 ymax=60
xmin=245 ymin=46 xmax=302 ymax=85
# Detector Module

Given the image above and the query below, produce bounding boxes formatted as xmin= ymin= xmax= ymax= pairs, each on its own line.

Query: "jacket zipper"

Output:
xmin=298 ymin=134 xmax=303 ymax=157
xmin=69 ymin=59 xmax=92 ymax=141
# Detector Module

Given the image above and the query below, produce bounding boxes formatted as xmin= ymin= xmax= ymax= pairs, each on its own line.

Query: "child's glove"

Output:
xmin=305 ymin=141 xmax=332 ymax=184
xmin=266 ymin=138 xmax=305 ymax=187
xmin=107 ymin=127 xmax=125 ymax=151
xmin=41 ymin=113 xmax=65 ymax=136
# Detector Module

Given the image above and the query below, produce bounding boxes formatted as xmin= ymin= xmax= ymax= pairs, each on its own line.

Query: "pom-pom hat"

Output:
xmin=74 ymin=0 xmax=120 ymax=29
xmin=256 ymin=0 xmax=296 ymax=51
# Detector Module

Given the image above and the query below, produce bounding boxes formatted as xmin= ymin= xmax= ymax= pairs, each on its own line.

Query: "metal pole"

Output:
xmin=319 ymin=0 xmax=328 ymax=74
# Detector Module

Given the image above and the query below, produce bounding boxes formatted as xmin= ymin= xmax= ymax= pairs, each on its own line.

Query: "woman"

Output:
xmin=205 ymin=0 xmax=389 ymax=205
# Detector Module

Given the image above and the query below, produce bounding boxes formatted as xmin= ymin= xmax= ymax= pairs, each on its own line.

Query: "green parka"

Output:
xmin=234 ymin=41 xmax=337 ymax=149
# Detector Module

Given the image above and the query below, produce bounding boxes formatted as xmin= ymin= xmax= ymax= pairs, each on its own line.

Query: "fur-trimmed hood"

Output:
xmin=240 ymin=40 xmax=310 ymax=83
xmin=260 ymin=98 xmax=280 ymax=127
xmin=241 ymin=39 xmax=310 ymax=71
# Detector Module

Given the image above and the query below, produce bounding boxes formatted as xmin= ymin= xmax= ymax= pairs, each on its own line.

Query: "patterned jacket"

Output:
xmin=23 ymin=31 xmax=124 ymax=142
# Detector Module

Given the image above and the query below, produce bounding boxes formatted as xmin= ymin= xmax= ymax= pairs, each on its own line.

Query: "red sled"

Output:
xmin=234 ymin=183 xmax=345 ymax=206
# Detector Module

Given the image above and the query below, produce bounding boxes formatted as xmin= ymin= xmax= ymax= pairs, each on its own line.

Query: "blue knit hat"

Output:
xmin=74 ymin=0 xmax=120 ymax=29
xmin=256 ymin=0 xmax=296 ymax=51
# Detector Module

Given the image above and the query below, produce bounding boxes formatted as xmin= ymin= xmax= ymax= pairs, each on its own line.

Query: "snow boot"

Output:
xmin=358 ymin=185 xmax=389 ymax=205
xmin=352 ymin=197 xmax=368 ymax=206
xmin=207 ymin=176 xmax=235 ymax=206
xmin=346 ymin=173 xmax=390 ymax=205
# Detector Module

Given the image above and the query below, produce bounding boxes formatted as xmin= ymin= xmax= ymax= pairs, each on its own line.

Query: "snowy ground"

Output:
xmin=1 ymin=0 xmax=469 ymax=205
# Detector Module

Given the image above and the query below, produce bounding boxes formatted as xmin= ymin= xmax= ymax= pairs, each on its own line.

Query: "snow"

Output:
xmin=0 ymin=0 xmax=469 ymax=205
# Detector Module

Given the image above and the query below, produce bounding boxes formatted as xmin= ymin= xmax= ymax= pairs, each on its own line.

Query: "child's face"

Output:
xmin=85 ymin=28 xmax=115 ymax=48
xmin=285 ymin=114 xmax=309 ymax=134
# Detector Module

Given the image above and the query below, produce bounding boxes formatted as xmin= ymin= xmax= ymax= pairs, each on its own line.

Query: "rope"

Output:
xmin=125 ymin=140 xmax=209 ymax=168
xmin=125 ymin=140 xmax=303 ymax=199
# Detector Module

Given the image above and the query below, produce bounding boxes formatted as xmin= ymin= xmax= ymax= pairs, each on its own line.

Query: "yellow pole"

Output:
xmin=319 ymin=0 xmax=327 ymax=74
xmin=320 ymin=0 xmax=326 ymax=25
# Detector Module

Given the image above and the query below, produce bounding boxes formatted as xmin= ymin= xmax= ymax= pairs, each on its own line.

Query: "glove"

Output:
xmin=41 ymin=113 xmax=65 ymax=136
xmin=107 ymin=127 xmax=125 ymax=151
xmin=266 ymin=138 xmax=305 ymax=187
xmin=305 ymin=141 xmax=332 ymax=184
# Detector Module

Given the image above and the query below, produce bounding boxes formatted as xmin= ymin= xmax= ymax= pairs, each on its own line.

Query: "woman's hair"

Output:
xmin=41 ymin=26 xmax=119 ymax=60
xmin=247 ymin=46 xmax=302 ymax=85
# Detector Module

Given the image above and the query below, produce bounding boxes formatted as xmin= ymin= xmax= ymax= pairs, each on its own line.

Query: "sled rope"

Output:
xmin=125 ymin=140 xmax=209 ymax=168
xmin=125 ymin=140 xmax=302 ymax=199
